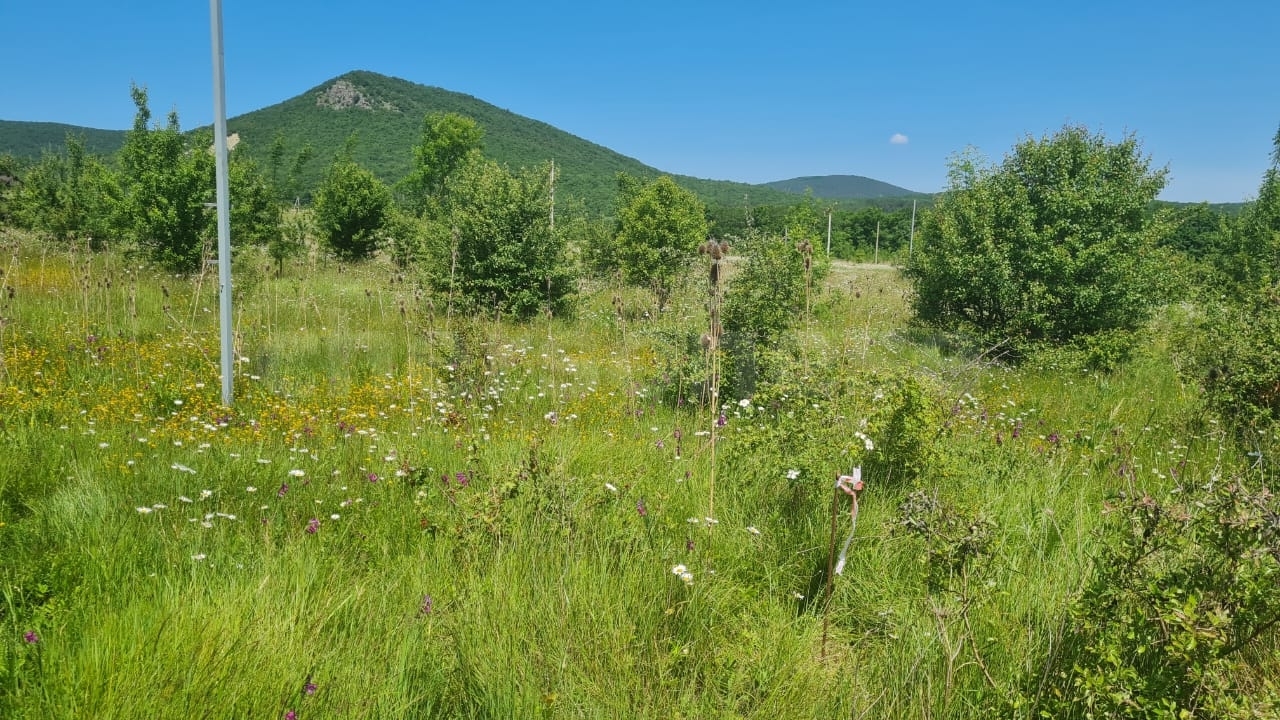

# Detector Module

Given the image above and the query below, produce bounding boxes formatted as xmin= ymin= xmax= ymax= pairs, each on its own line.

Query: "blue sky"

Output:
xmin=3 ymin=0 xmax=1277 ymax=202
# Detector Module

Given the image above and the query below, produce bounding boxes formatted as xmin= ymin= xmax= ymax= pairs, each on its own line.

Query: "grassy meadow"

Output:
xmin=0 ymin=228 xmax=1274 ymax=718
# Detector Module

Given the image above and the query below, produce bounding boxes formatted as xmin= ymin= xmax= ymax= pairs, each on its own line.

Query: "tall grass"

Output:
xmin=0 ymin=232 xmax=1272 ymax=718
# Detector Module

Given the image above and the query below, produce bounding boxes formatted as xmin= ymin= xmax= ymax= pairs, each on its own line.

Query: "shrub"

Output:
xmin=312 ymin=158 xmax=392 ymax=261
xmin=1022 ymin=476 xmax=1280 ymax=718
xmin=906 ymin=126 xmax=1171 ymax=355
xmin=614 ymin=174 xmax=707 ymax=310
xmin=432 ymin=159 xmax=575 ymax=320
xmin=1179 ymin=290 xmax=1280 ymax=441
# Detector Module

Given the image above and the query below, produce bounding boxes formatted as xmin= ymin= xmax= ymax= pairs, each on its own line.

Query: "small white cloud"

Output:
xmin=890 ymin=133 xmax=909 ymax=145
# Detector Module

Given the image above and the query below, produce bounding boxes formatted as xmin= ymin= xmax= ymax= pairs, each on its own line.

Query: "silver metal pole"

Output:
xmin=826 ymin=208 xmax=832 ymax=254
xmin=908 ymin=199 xmax=917 ymax=257
xmin=210 ymin=0 xmax=233 ymax=406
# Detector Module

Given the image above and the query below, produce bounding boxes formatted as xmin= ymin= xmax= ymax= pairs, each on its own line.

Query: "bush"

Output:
xmin=1179 ymin=290 xmax=1280 ymax=440
xmin=431 ymin=159 xmax=575 ymax=320
xmin=312 ymin=159 xmax=392 ymax=261
xmin=1022 ymin=476 xmax=1280 ymax=718
xmin=615 ymin=174 xmax=707 ymax=310
xmin=907 ymin=126 xmax=1171 ymax=355
xmin=721 ymin=231 xmax=828 ymax=396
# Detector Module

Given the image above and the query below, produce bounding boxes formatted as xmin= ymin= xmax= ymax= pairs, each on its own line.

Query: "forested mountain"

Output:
xmin=1 ymin=71 xmax=803 ymax=214
xmin=764 ymin=174 xmax=924 ymax=200
xmin=0 ymin=120 xmax=126 ymax=157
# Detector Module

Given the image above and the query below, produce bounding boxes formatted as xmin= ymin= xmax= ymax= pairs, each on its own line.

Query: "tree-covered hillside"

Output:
xmin=764 ymin=174 xmax=924 ymax=200
xmin=0 ymin=120 xmax=126 ymax=157
xmin=219 ymin=71 xmax=797 ymax=213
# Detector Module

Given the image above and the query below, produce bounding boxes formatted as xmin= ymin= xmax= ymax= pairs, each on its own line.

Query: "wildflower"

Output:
xmin=192 ymin=553 xmax=207 ymax=561
xmin=289 ymin=469 xmax=305 ymax=478
xmin=746 ymin=526 xmax=761 ymax=536
xmin=686 ymin=538 xmax=694 ymax=552
xmin=420 ymin=595 xmax=433 ymax=616
xmin=367 ymin=472 xmax=378 ymax=483
xmin=604 ymin=482 xmax=618 ymax=493
xmin=786 ymin=469 xmax=800 ymax=480
xmin=23 ymin=630 xmax=38 ymax=644
xmin=285 ymin=712 xmax=297 ymax=720
xmin=179 ymin=495 xmax=193 ymax=503
xmin=257 ymin=458 xmax=271 ymax=464
xmin=671 ymin=564 xmax=687 ymax=575
xmin=853 ymin=431 xmax=874 ymax=451
xmin=738 ymin=398 xmax=751 ymax=408
xmin=171 ymin=463 xmax=196 ymax=474
xmin=246 ymin=486 xmax=257 ymax=493
xmin=199 ymin=489 xmax=213 ymax=499
xmin=636 ymin=498 xmax=648 ymax=517
xmin=306 ymin=518 xmax=319 ymax=534
xmin=679 ymin=572 xmax=694 ymax=586
xmin=278 ymin=483 xmax=289 ymax=498
xmin=136 ymin=506 xmax=154 ymax=514
xmin=303 ymin=676 xmax=317 ymax=696
xmin=716 ymin=414 xmax=727 ymax=427
xmin=455 ymin=471 xmax=470 ymax=487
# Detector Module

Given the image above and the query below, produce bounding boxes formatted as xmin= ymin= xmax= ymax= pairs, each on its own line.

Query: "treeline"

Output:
xmin=708 ymin=199 xmax=923 ymax=261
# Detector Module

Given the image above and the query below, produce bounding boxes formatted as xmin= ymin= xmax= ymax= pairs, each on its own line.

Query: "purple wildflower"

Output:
xmin=636 ymin=499 xmax=648 ymax=517
xmin=420 ymin=594 xmax=433 ymax=616
xmin=303 ymin=676 xmax=317 ymax=696
xmin=277 ymin=483 xmax=289 ymax=498
xmin=717 ymin=414 xmax=727 ymax=427
xmin=367 ymin=472 xmax=379 ymax=483
xmin=285 ymin=711 xmax=297 ymax=720
xmin=23 ymin=630 xmax=39 ymax=644
xmin=455 ymin=471 xmax=470 ymax=487
xmin=305 ymin=518 xmax=319 ymax=534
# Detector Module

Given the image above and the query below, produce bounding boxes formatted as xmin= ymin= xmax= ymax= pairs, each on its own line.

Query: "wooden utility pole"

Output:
xmin=874 ymin=220 xmax=880 ymax=265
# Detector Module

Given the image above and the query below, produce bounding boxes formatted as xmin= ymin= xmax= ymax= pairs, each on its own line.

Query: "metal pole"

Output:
xmin=210 ymin=0 xmax=234 ymax=406
xmin=908 ymin=199 xmax=917 ymax=257
xmin=826 ymin=207 xmax=832 ymax=254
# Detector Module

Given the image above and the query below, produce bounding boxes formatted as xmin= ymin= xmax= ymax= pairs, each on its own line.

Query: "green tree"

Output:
xmin=269 ymin=210 xmax=308 ymax=277
xmin=312 ymin=158 xmax=392 ymax=261
xmin=228 ymin=153 xmax=281 ymax=249
xmin=615 ymin=174 xmax=708 ymax=309
xmin=11 ymin=135 xmax=116 ymax=246
xmin=399 ymin=112 xmax=484 ymax=218
xmin=1161 ymin=203 xmax=1230 ymax=260
xmin=0 ymin=154 xmax=20 ymax=224
xmin=113 ymin=85 xmax=215 ymax=272
xmin=433 ymin=159 xmax=574 ymax=319
xmin=906 ymin=126 xmax=1170 ymax=351
xmin=1216 ymin=126 xmax=1280 ymax=292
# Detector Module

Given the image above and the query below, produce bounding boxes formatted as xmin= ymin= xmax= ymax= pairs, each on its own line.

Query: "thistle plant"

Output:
xmin=795 ymin=238 xmax=814 ymax=321
xmin=699 ymin=237 xmax=729 ymax=519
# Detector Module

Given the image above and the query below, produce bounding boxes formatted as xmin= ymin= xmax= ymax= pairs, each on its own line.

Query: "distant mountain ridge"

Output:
xmin=0 ymin=71 xmax=920 ymax=212
xmin=764 ymin=174 xmax=925 ymax=200
xmin=0 ymin=120 xmax=126 ymax=158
